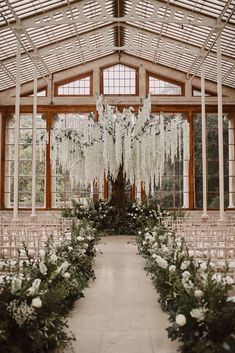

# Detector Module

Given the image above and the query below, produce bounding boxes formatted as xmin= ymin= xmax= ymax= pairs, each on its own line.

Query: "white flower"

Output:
xmin=195 ymin=290 xmax=203 ymax=298
xmin=87 ymin=236 xmax=94 ymax=241
xmin=151 ymin=253 xmax=157 ymax=259
xmin=11 ymin=278 xmax=22 ymax=294
xmin=77 ymin=236 xmax=84 ymax=241
xmin=169 ymin=265 xmax=176 ymax=272
xmin=176 ymin=314 xmax=186 ymax=326
xmin=182 ymin=278 xmax=194 ymax=291
xmin=63 ymin=272 xmax=71 ymax=279
xmin=190 ymin=307 xmax=208 ymax=322
xmin=50 ymin=253 xmax=58 ymax=264
xmin=212 ymin=273 xmax=222 ymax=283
xmin=155 ymin=255 xmax=168 ymax=269
xmin=181 ymin=260 xmax=190 ymax=270
xmin=31 ymin=297 xmax=42 ymax=308
xmin=68 ymin=246 xmax=73 ymax=251
xmin=223 ymin=276 xmax=234 ymax=285
xmin=198 ymin=261 xmax=207 ymax=271
xmin=59 ymin=261 xmax=69 ymax=275
xmin=39 ymin=262 xmax=47 ymax=275
xmin=27 ymin=278 xmax=41 ymax=296
xmin=7 ymin=300 xmax=36 ymax=326
xmin=182 ymin=271 xmax=191 ymax=279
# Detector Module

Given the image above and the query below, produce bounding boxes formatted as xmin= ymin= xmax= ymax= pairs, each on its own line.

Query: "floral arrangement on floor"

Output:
xmin=0 ymin=220 xmax=99 ymax=353
xmin=62 ymin=199 xmax=171 ymax=235
xmin=137 ymin=226 xmax=235 ymax=353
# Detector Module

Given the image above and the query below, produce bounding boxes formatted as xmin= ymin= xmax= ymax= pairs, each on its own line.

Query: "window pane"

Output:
xmin=102 ymin=64 xmax=136 ymax=95
xmin=149 ymin=75 xmax=182 ymax=95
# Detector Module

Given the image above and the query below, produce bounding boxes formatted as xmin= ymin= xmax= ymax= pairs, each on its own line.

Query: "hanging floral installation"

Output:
xmin=49 ymin=95 xmax=189 ymax=196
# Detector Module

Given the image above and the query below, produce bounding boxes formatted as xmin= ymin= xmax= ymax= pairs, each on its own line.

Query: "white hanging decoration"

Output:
xmin=50 ymin=96 xmax=189 ymax=197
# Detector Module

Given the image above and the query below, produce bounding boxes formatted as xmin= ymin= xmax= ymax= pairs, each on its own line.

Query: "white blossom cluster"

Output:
xmin=49 ymin=96 xmax=189 ymax=195
xmin=7 ymin=300 xmax=36 ymax=326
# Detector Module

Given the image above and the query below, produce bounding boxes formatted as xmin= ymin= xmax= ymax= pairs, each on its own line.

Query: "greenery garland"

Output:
xmin=0 ymin=220 xmax=99 ymax=353
xmin=137 ymin=225 xmax=235 ymax=353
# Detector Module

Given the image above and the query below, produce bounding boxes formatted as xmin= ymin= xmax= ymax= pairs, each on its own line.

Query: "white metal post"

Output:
xmin=201 ymin=62 xmax=208 ymax=219
xmin=13 ymin=35 xmax=21 ymax=219
xmin=182 ymin=158 xmax=189 ymax=208
xmin=183 ymin=121 xmax=189 ymax=208
xmin=228 ymin=116 xmax=235 ymax=208
xmin=217 ymin=35 xmax=225 ymax=219
xmin=31 ymin=62 xmax=38 ymax=217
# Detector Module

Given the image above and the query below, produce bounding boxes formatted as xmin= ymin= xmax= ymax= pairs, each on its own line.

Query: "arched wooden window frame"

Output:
xmin=54 ymin=71 xmax=93 ymax=97
xmin=100 ymin=62 xmax=139 ymax=96
xmin=146 ymin=71 xmax=185 ymax=96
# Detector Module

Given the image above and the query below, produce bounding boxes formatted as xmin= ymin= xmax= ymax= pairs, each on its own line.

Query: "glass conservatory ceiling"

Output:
xmin=0 ymin=0 xmax=234 ymax=92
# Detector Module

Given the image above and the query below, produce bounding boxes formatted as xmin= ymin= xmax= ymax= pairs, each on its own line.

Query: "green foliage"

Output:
xmin=0 ymin=220 xmax=99 ymax=353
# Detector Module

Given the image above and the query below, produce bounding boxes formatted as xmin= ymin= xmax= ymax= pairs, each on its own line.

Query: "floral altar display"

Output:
xmin=48 ymin=95 xmax=189 ymax=198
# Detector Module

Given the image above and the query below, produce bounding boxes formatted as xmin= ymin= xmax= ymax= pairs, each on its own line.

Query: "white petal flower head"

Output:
xmin=68 ymin=246 xmax=73 ymax=251
xmin=31 ymin=297 xmax=42 ymax=308
xmin=60 ymin=261 xmax=69 ymax=275
xmin=39 ymin=262 xmax=47 ymax=275
xmin=77 ymin=236 xmax=85 ymax=241
xmin=11 ymin=277 xmax=22 ymax=294
xmin=155 ymin=255 xmax=168 ymax=269
xmin=176 ymin=314 xmax=186 ymax=326
xmin=190 ymin=307 xmax=208 ymax=322
xmin=212 ymin=273 xmax=222 ymax=283
xmin=181 ymin=260 xmax=190 ymax=270
xmin=195 ymin=290 xmax=203 ymax=298
xmin=50 ymin=253 xmax=58 ymax=264
xmin=27 ymin=278 xmax=41 ymax=296
xmin=223 ymin=276 xmax=234 ymax=286
xmin=63 ymin=272 xmax=71 ymax=279
xmin=198 ymin=261 xmax=207 ymax=271
xmin=169 ymin=265 xmax=176 ymax=273
xmin=182 ymin=271 xmax=191 ymax=279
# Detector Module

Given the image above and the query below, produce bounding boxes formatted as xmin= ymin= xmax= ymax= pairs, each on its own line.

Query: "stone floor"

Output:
xmin=65 ymin=236 xmax=178 ymax=353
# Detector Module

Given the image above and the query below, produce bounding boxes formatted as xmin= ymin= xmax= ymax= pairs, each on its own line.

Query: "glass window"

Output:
xmin=4 ymin=114 xmax=46 ymax=208
xmin=103 ymin=64 xmax=136 ymax=95
xmin=149 ymin=76 xmax=182 ymax=95
xmin=57 ymin=75 xmax=91 ymax=95
xmin=193 ymin=113 xmax=230 ymax=209
xmin=29 ymin=90 xmax=47 ymax=97
xmin=192 ymin=89 xmax=210 ymax=97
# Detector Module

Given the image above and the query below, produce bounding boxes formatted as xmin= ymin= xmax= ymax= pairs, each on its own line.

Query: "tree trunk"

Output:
xmin=110 ymin=165 xmax=125 ymax=210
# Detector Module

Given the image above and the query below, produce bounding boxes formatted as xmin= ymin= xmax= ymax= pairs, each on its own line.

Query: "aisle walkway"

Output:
xmin=67 ymin=236 xmax=178 ymax=353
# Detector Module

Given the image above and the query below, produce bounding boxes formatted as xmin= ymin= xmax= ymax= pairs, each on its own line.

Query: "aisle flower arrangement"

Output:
xmin=137 ymin=226 xmax=235 ymax=353
xmin=0 ymin=220 xmax=99 ymax=353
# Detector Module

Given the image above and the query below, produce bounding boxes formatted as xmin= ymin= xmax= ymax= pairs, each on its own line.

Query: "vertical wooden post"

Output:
xmin=103 ymin=174 xmax=109 ymax=200
xmin=141 ymin=182 xmax=146 ymax=203
xmin=130 ymin=183 xmax=135 ymax=203
xmin=188 ymin=110 xmax=194 ymax=209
